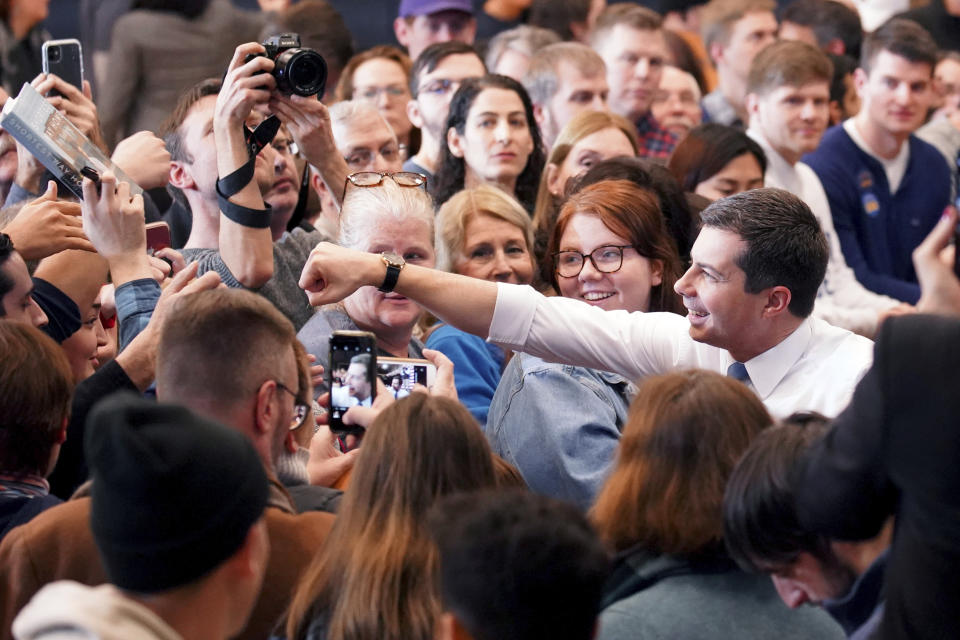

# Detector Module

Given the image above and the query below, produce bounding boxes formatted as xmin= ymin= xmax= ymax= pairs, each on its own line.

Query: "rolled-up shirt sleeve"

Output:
xmin=115 ymin=278 xmax=162 ymax=351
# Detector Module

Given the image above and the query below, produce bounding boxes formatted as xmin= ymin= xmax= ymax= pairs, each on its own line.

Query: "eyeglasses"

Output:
xmin=417 ymin=78 xmax=462 ymax=97
xmin=274 ymin=381 xmax=311 ymax=431
xmin=344 ymin=171 xmax=428 ymax=193
xmin=343 ymin=142 xmax=402 ymax=171
xmin=554 ymin=245 xmax=636 ymax=278
xmin=356 ymin=85 xmax=408 ymax=101
xmin=271 ymin=137 xmax=299 ymax=157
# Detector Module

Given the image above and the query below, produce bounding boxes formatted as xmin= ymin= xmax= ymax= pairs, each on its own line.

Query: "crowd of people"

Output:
xmin=2 ymin=0 xmax=960 ymax=638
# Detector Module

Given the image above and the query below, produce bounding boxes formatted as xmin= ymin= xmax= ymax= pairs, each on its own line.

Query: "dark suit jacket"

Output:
xmin=795 ymin=314 xmax=960 ymax=640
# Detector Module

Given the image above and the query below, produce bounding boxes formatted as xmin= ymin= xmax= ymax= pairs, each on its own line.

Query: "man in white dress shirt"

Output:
xmin=744 ymin=40 xmax=913 ymax=338
xmin=299 ymin=189 xmax=873 ymax=418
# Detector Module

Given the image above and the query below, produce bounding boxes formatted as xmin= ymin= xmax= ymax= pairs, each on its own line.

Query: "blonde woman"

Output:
xmin=428 ymin=185 xmax=535 ymax=424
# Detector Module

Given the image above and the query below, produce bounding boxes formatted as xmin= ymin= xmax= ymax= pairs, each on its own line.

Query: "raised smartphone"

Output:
xmin=328 ymin=330 xmax=376 ymax=435
xmin=42 ymin=39 xmax=84 ymax=96
xmin=377 ymin=356 xmax=437 ymax=399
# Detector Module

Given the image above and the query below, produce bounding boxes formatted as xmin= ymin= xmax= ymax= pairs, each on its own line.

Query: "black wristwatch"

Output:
xmin=378 ymin=251 xmax=406 ymax=293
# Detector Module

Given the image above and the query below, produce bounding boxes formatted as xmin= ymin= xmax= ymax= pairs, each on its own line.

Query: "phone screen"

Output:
xmin=328 ymin=331 xmax=376 ymax=435
xmin=377 ymin=358 xmax=435 ymax=399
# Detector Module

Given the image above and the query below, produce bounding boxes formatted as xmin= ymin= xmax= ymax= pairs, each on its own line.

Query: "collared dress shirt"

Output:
xmin=635 ymin=111 xmax=679 ymax=159
xmin=487 ymin=283 xmax=873 ymax=419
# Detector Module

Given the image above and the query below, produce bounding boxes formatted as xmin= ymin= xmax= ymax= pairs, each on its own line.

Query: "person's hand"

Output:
xmin=415 ymin=348 xmax=458 ymax=401
xmin=155 ymin=247 xmax=187 ymax=277
xmin=149 ymin=261 xmax=222 ymax=330
xmin=81 ymin=171 xmax=152 ymax=287
xmin=914 ymin=206 xmax=960 ymax=316
xmin=876 ymin=302 xmax=915 ymax=327
xmin=33 ymin=75 xmax=106 ymax=151
xmin=299 ymin=241 xmax=380 ymax=306
xmin=268 ymin=94 xmax=337 ymax=168
xmin=111 ymin=131 xmax=172 ymax=190
xmin=306 ymin=394 xmax=361 ymax=486
xmin=307 ymin=354 xmax=325 ymax=389
xmin=215 ymin=43 xmax=275 ymax=130
xmin=2 ymin=181 xmax=92 ymax=260
xmin=13 ymin=138 xmax=47 ymax=194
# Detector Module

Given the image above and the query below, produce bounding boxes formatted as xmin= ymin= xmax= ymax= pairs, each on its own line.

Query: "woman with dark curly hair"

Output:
xmin=432 ymin=74 xmax=545 ymax=212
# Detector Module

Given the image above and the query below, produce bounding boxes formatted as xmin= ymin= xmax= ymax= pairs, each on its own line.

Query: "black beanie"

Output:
xmin=32 ymin=277 xmax=81 ymax=344
xmin=85 ymin=393 xmax=269 ymax=594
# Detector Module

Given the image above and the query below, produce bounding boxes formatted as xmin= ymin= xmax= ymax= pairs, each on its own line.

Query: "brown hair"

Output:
xmin=335 ymin=45 xmax=413 ymax=103
xmin=590 ymin=4 xmax=662 ymax=47
xmin=159 ymin=78 xmax=222 ymax=163
xmin=591 ymin=370 xmax=772 ymax=555
xmin=700 ymin=0 xmax=775 ymax=55
xmin=532 ymin=110 xmax=638 ymax=250
xmin=0 ymin=322 xmax=73 ymax=476
xmin=860 ymin=17 xmax=938 ymax=75
xmin=522 ymin=42 xmax=605 ymax=106
xmin=156 ymin=288 xmax=296 ymax=416
xmin=747 ymin=40 xmax=834 ymax=97
xmin=546 ymin=180 xmax=684 ymax=315
xmin=285 ymin=394 xmax=497 ymax=640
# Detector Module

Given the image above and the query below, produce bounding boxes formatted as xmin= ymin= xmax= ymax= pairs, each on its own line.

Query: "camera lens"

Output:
xmin=48 ymin=47 xmax=61 ymax=62
xmin=275 ymin=49 xmax=327 ymax=97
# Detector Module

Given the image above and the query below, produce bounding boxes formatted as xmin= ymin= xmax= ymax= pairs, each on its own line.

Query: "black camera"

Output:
xmin=245 ymin=33 xmax=327 ymax=97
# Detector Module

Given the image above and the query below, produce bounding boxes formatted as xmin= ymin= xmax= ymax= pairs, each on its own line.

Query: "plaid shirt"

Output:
xmin=635 ymin=112 xmax=679 ymax=159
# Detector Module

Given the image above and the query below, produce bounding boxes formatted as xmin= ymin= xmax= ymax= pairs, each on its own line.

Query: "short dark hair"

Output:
xmin=410 ymin=41 xmax=484 ymax=97
xmin=0 ymin=322 xmax=73 ymax=476
xmin=591 ymin=3 xmax=662 ymax=47
xmin=828 ymin=53 xmax=858 ymax=104
xmin=667 ymin=123 xmax=767 ymax=193
xmin=861 ymin=18 xmax=938 ymax=75
xmin=528 ymin=0 xmax=592 ymax=41
xmin=0 ymin=233 xmax=16 ymax=311
xmin=700 ymin=188 xmax=828 ymax=318
xmin=723 ymin=413 xmax=834 ymax=573
xmin=159 ymin=78 xmax=222 ymax=163
xmin=349 ymin=353 xmax=371 ymax=367
xmin=429 ymin=489 xmax=610 ymax=640
xmin=780 ymin=0 xmax=863 ymax=60
xmin=433 ymin=75 xmax=546 ymax=212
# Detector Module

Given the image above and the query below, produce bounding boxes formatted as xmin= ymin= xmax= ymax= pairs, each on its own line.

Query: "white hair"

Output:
xmin=339 ymin=178 xmax=435 ymax=251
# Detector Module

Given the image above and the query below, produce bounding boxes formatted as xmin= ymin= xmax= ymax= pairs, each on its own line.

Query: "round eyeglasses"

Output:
xmin=345 ymin=171 xmax=428 ymax=192
xmin=274 ymin=381 xmax=311 ymax=431
xmin=554 ymin=245 xmax=636 ymax=278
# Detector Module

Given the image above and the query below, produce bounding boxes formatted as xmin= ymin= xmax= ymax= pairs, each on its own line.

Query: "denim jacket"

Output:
xmin=485 ymin=353 xmax=633 ymax=510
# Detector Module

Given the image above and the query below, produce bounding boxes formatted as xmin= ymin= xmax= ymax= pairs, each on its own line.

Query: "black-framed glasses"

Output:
xmin=274 ymin=381 xmax=310 ymax=431
xmin=554 ymin=245 xmax=636 ymax=278
xmin=344 ymin=171 xmax=428 ymax=193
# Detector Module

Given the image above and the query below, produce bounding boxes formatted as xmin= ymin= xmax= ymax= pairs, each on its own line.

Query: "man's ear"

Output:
xmin=745 ymin=92 xmax=760 ymax=121
xmin=853 ymin=67 xmax=868 ymax=99
xmin=569 ymin=20 xmax=589 ymax=43
xmin=254 ymin=381 xmax=277 ymax=437
xmin=407 ymin=98 xmax=424 ymax=129
xmin=284 ymin=430 xmax=298 ymax=454
xmin=532 ymin=102 xmax=549 ymax=133
xmin=762 ymin=285 xmax=792 ymax=318
xmin=709 ymin=41 xmax=725 ymax=67
xmin=168 ymin=161 xmax=196 ymax=191
xmin=393 ymin=17 xmax=411 ymax=48
xmin=446 ymin=127 xmax=465 ymax=159
xmin=825 ymin=38 xmax=845 ymax=56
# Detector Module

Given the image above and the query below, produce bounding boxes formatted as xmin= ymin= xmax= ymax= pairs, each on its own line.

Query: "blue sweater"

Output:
xmin=804 ymin=125 xmax=950 ymax=303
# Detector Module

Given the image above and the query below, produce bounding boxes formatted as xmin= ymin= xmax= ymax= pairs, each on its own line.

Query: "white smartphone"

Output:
xmin=377 ymin=356 xmax=437 ymax=398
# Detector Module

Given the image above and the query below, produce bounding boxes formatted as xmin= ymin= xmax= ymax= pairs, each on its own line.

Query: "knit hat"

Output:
xmin=85 ymin=393 xmax=269 ymax=593
xmin=32 ymin=277 xmax=81 ymax=344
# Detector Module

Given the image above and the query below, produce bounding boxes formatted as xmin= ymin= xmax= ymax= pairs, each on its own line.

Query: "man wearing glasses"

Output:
xmin=404 ymin=41 xmax=486 ymax=179
xmin=300 ymin=187 xmax=874 ymax=419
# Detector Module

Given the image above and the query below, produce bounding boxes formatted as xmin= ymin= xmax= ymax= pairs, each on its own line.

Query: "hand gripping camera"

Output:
xmin=246 ymin=33 xmax=327 ymax=97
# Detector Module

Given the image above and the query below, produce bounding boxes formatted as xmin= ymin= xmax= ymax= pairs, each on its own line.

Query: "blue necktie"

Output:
xmin=727 ymin=361 xmax=751 ymax=385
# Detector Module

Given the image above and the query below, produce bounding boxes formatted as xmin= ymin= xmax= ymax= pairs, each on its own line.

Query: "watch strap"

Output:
xmin=379 ymin=263 xmax=401 ymax=293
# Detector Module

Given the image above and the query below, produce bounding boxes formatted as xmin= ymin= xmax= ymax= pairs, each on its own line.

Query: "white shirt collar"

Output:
xmin=733 ymin=318 xmax=814 ymax=400
xmin=747 ymin=128 xmax=803 ymax=193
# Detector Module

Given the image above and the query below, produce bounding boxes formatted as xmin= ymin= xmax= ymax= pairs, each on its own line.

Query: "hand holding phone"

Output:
xmin=377 ymin=357 xmax=437 ymax=399
xmin=42 ymin=39 xmax=84 ymax=97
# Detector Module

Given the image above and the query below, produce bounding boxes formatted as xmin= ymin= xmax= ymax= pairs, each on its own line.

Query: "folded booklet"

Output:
xmin=0 ymin=82 xmax=142 ymax=200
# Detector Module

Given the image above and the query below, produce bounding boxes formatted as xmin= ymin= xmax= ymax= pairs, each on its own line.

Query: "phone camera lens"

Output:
xmin=48 ymin=48 xmax=61 ymax=62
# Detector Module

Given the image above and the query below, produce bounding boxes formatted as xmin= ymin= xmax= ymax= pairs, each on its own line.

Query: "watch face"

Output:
xmin=382 ymin=251 xmax=404 ymax=267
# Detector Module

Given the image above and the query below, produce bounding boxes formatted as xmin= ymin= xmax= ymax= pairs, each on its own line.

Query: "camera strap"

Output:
xmin=215 ymin=115 xmax=281 ymax=229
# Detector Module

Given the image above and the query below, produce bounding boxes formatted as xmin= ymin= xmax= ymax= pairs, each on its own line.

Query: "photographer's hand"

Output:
xmin=81 ymin=171 xmax=151 ymax=287
xmin=111 ymin=131 xmax=172 ymax=190
xmin=34 ymin=75 xmax=108 ymax=153
xmin=269 ymin=94 xmax=350 ymax=208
